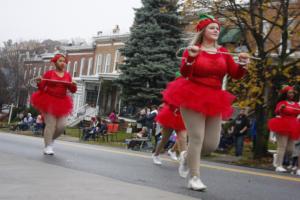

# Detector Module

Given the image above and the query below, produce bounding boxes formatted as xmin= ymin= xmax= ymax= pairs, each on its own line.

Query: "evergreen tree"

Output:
xmin=117 ymin=0 xmax=183 ymax=107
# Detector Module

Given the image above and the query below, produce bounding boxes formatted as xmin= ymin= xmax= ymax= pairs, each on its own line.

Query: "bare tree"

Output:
xmin=0 ymin=41 xmax=25 ymax=106
xmin=0 ymin=66 xmax=10 ymax=110
xmin=0 ymin=39 xmax=62 ymax=107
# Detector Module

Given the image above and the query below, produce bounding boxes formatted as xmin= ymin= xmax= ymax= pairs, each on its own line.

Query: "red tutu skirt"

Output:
xmin=163 ymin=77 xmax=235 ymax=120
xmin=268 ymin=117 xmax=300 ymax=140
xmin=156 ymin=104 xmax=185 ymax=131
xmin=31 ymin=91 xmax=73 ymax=117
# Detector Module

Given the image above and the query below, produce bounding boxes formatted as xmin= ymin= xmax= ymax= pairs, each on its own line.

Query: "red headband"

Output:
xmin=280 ymin=86 xmax=294 ymax=94
xmin=196 ymin=18 xmax=220 ymax=32
xmin=51 ymin=54 xmax=67 ymax=63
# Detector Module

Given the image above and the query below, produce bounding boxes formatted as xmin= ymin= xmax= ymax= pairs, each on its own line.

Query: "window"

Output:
xmin=80 ymin=58 xmax=85 ymax=76
xmin=96 ymin=54 xmax=103 ymax=74
xmin=24 ymin=70 xmax=27 ymax=80
xmin=67 ymin=61 xmax=71 ymax=72
xmin=287 ymin=18 xmax=295 ymax=52
xmin=88 ymin=58 xmax=93 ymax=75
xmin=33 ymin=67 xmax=37 ymax=77
xmin=113 ymin=50 xmax=120 ymax=72
xmin=73 ymin=61 xmax=78 ymax=77
xmin=104 ymin=54 xmax=111 ymax=73
xmin=263 ymin=20 xmax=271 ymax=37
xmin=26 ymin=51 xmax=30 ymax=60
xmin=43 ymin=66 xmax=47 ymax=74
xmin=101 ymin=55 xmax=106 ymax=73
xmin=262 ymin=20 xmax=272 ymax=49
xmin=85 ymin=89 xmax=98 ymax=106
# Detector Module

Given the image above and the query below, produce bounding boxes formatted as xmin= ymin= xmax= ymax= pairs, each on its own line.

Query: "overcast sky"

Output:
xmin=0 ymin=0 xmax=141 ymax=45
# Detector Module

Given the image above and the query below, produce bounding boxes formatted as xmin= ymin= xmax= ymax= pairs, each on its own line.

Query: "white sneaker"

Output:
xmin=296 ymin=169 xmax=300 ymax=176
xmin=49 ymin=141 xmax=54 ymax=147
xmin=291 ymin=166 xmax=298 ymax=171
xmin=178 ymin=151 xmax=189 ymax=178
xmin=43 ymin=146 xmax=54 ymax=155
xmin=168 ymin=149 xmax=178 ymax=161
xmin=187 ymin=176 xmax=207 ymax=191
xmin=152 ymin=154 xmax=162 ymax=165
xmin=275 ymin=166 xmax=287 ymax=172
xmin=287 ymin=165 xmax=293 ymax=170
xmin=272 ymin=153 xmax=278 ymax=167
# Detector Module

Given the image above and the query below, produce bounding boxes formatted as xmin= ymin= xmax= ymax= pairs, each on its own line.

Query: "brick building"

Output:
xmin=22 ymin=33 xmax=129 ymax=122
xmin=89 ymin=33 xmax=128 ymax=115
xmin=60 ymin=45 xmax=95 ymax=114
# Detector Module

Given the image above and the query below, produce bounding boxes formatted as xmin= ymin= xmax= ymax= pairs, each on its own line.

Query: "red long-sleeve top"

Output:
xmin=275 ymin=100 xmax=300 ymax=118
xmin=180 ymin=47 xmax=246 ymax=89
xmin=37 ymin=70 xmax=77 ymax=97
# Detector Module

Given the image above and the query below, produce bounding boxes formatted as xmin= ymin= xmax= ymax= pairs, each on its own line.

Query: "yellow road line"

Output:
xmin=59 ymin=141 xmax=300 ymax=183
xmin=200 ymin=164 xmax=300 ymax=182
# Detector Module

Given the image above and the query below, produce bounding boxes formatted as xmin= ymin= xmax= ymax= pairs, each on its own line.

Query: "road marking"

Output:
xmin=1 ymin=132 xmax=300 ymax=183
xmin=58 ymin=140 xmax=300 ymax=183
xmin=199 ymin=164 xmax=300 ymax=182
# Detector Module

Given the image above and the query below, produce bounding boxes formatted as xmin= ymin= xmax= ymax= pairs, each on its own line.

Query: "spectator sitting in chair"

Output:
xmin=33 ymin=114 xmax=45 ymax=134
xmin=82 ymin=117 xmax=97 ymax=140
xmin=84 ymin=117 xmax=108 ymax=140
xmin=19 ymin=113 xmax=34 ymax=131
xmin=108 ymin=110 xmax=118 ymax=123
xmin=96 ymin=119 xmax=108 ymax=136
xmin=36 ymin=114 xmax=44 ymax=129
xmin=135 ymin=127 xmax=148 ymax=138
xmin=127 ymin=127 xmax=148 ymax=150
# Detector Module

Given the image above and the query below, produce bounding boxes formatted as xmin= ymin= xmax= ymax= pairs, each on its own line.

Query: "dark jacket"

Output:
xmin=233 ymin=114 xmax=250 ymax=136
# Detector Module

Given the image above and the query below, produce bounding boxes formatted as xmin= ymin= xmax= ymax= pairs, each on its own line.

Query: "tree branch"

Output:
xmin=263 ymin=3 xmax=284 ymax=42
xmin=283 ymin=58 xmax=300 ymax=68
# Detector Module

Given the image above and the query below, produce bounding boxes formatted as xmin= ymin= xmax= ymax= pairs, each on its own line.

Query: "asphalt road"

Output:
xmin=0 ymin=131 xmax=299 ymax=200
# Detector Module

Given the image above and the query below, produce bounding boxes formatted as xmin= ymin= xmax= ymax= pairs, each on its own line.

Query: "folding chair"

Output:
xmin=104 ymin=123 xmax=113 ymax=142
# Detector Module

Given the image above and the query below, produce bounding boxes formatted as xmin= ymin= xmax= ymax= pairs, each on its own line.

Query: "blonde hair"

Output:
xmin=189 ymin=26 xmax=219 ymax=47
xmin=189 ymin=30 xmax=204 ymax=46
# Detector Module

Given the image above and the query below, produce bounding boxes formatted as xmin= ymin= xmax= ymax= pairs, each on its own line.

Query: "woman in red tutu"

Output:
xmin=162 ymin=14 xmax=249 ymax=191
xmin=31 ymin=54 xmax=77 ymax=155
xmin=268 ymin=85 xmax=300 ymax=172
xmin=152 ymin=102 xmax=187 ymax=167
